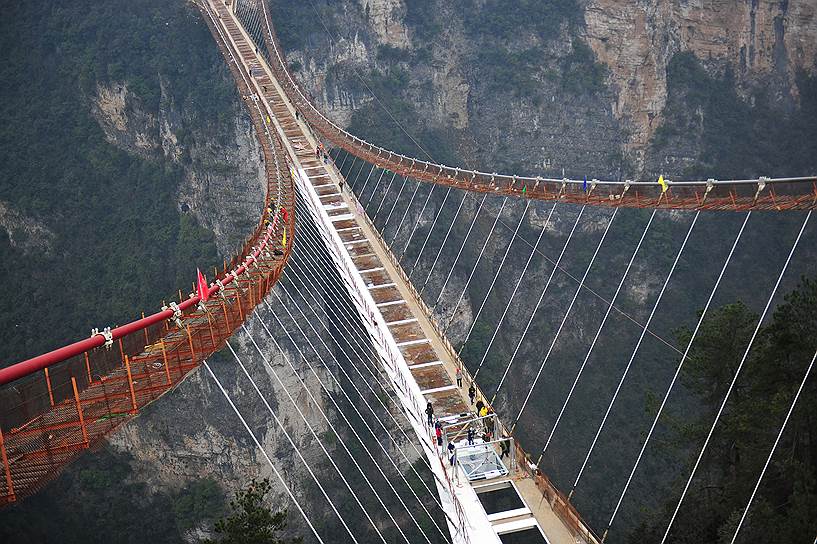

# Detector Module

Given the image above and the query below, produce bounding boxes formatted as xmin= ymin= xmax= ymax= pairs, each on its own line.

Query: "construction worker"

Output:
xmin=455 ymin=367 xmax=462 ymax=387
xmin=500 ymin=434 xmax=511 ymax=459
xmin=448 ymin=441 xmax=456 ymax=466
xmin=436 ymin=425 xmax=443 ymax=448
xmin=486 ymin=408 xmax=495 ymax=434
xmin=425 ymin=401 xmax=434 ymax=426
xmin=468 ymin=384 xmax=476 ymax=405
xmin=467 ymin=427 xmax=475 ymax=446
xmin=476 ymin=398 xmax=485 ymax=415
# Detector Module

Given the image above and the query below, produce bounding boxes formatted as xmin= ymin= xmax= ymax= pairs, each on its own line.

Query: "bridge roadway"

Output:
xmin=208 ymin=1 xmax=598 ymax=542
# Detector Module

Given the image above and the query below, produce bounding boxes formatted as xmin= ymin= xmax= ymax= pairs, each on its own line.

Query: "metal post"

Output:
xmin=0 ymin=428 xmax=15 ymax=502
xmin=186 ymin=326 xmax=196 ymax=367
xmin=44 ymin=367 xmax=55 ymax=406
xmin=142 ymin=312 xmax=150 ymax=345
xmin=161 ymin=341 xmax=172 ymax=386
xmin=205 ymin=310 xmax=217 ymax=349
xmin=84 ymin=351 xmax=92 ymax=385
xmin=71 ymin=377 xmax=89 ymax=447
xmin=124 ymin=356 xmax=138 ymax=414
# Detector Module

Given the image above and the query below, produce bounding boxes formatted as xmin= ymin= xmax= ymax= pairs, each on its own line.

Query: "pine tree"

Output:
xmin=207 ymin=479 xmax=301 ymax=544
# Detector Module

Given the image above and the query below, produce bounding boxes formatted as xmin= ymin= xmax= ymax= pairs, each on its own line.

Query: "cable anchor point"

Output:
xmin=91 ymin=327 xmax=114 ymax=350
xmin=161 ymin=302 xmax=183 ymax=329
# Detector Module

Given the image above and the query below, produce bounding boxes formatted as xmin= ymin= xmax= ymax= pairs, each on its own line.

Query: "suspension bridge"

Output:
xmin=1 ymin=0 xmax=815 ymax=542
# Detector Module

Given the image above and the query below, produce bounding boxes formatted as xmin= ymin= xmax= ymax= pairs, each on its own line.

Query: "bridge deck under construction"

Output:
xmin=210 ymin=1 xmax=597 ymax=540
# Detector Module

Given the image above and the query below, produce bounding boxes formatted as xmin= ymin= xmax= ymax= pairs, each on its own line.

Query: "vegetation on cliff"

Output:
xmin=0 ymin=0 xmax=226 ymax=365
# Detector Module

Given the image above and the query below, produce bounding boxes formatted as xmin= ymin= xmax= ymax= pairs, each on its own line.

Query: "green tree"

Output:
xmin=208 ymin=479 xmax=301 ymax=544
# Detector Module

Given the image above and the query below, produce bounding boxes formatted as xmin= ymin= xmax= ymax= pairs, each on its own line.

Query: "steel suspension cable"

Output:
xmin=202 ymin=359 xmax=326 ymax=544
xmin=539 ymin=209 xmax=658 ymax=457
xmin=337 ymin=149 xmax=350 ymax=172
xmin=280 ymin=252 xmax=448 ymax=509
xmin=273 ymin=261 xmax=450 ymax=538
xmin=398 ymin=185 xmax=440 ymax=260
xmin=407 ymin=186 xmax=454 ymax=277
xmin=472 ymin=201 xmax=559 ymax=378
xmin=356 ymin=163 xmax=379 ymax=200
xmin=267 ymin=276 xmax=447 ymax=542
xmin=491 ymin=205 xmax=587 ymax=400
xmin=456 ymin=200 xmax=531 ymax=356
xmin=661 ymin=209 xmax=812 ymax=542
xmin=431 ymin=193 xmax=487 ymax=309
xmin=379 ymin=175 xmax=409 ymax=227
xmin=730 ymin=348 xmax=816 ymax=544
xmin=602 ymin=211 xmax=752 ymax=542
xmin=258 ymin=296 xmax=442 ymax=544
xmin=278 ymin=202 xmax=449 ymax=516
xmin=570 ymin=211 xmax=701 ymax=498
xmin=443 ymin=197 xmax=508 ymax=332
xmin=360 ymin=166 xmax=387 ymax=205
xmin=387 ymin=179 xmax=423 ymax=244
xmin=224 ymin=341 xmax=379 ymax=544
xmin=349 ymin=158 xmax=368 ymax=191
xmin=418 ymin=191 xmax=468 ymax=296
xmin=237 ymin=324 xmax=410 ymax=544
xmin=514 ymin=208 xmax=618 ymax=437
xmin=285 ymin=230 xmax=441 ymax=480
xmin=286 ymin=194 xmax=444 ymax=473
xmin=372 ymin=171 xmax=399 ymax=221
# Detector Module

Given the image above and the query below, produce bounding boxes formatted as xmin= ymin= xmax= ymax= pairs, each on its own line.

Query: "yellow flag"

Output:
xmin=282 ymin=230 xmax=287 ymax=247
xmin=266 ymin=115 xmax=271 ymax=125
xmin=658 ymin=175 xmax=668 ymax=193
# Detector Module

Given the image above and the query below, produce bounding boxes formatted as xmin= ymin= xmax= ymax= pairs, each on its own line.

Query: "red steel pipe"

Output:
xmin=0 ymin=226 xmax=279 ymax=386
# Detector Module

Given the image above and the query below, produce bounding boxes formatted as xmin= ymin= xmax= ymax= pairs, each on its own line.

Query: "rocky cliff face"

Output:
xmin=584 ymin=0 xmax=817 ymax=168
xmin=92 ymin=81 xmax=265 ymax=258
xmin=273 ymin=0 xmax=816 ymax=177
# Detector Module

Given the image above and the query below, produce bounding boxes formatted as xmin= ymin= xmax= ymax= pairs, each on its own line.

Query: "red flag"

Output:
xmin=281 ymin=207 xmax=288 ymax=222
xmin=196 ymin=268 xmax=209 ymax=302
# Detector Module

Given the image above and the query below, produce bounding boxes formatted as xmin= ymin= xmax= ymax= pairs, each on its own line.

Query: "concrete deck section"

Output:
xmin=209 ymin=2 xmax=598 ymax=542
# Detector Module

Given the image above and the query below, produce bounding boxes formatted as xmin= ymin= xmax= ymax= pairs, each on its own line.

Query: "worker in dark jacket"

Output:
xmin=425 ymin=401 xmax=434 ymax=426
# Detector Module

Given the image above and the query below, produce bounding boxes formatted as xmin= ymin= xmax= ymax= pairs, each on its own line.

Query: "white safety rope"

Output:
xmin=407 ymin=187 xmax=454 ymax=277
xmin=223 ymin=342 xmax=371 ymax=544
xmin=456 ymin=200 xmax=531 ymax=354
xmin=372 ymin=171 xmax=399 ymax=221
xmin=263 ymin=292 xmax=446 ymax=544
xmin=443 ymin=197 xmax=508 ymax=332
xmin=539 ymin=209 xmax=658 ymax=456
xmin=397 ymin=185 xmax=439 ymax=260
xmin=355 ymin=163 xmax=379 ymax=200
xmin=237 ymin=325 xmax=408 ymax=544
xmin=431 ymin=193 xmax=487 ymax=308
xmin=730 ymin=348 xmax=816 ymax=544
xmin=418 ymin=192 xmax=468 ymax=296
xmin=387 ymin=178 xmax=423 ymax=245
xmin=378 ymin=174 xmax=409 ymax=226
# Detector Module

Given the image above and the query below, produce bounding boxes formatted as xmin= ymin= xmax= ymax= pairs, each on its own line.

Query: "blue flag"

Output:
xmin=583 ymin=175 xmax=587 ymax=192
